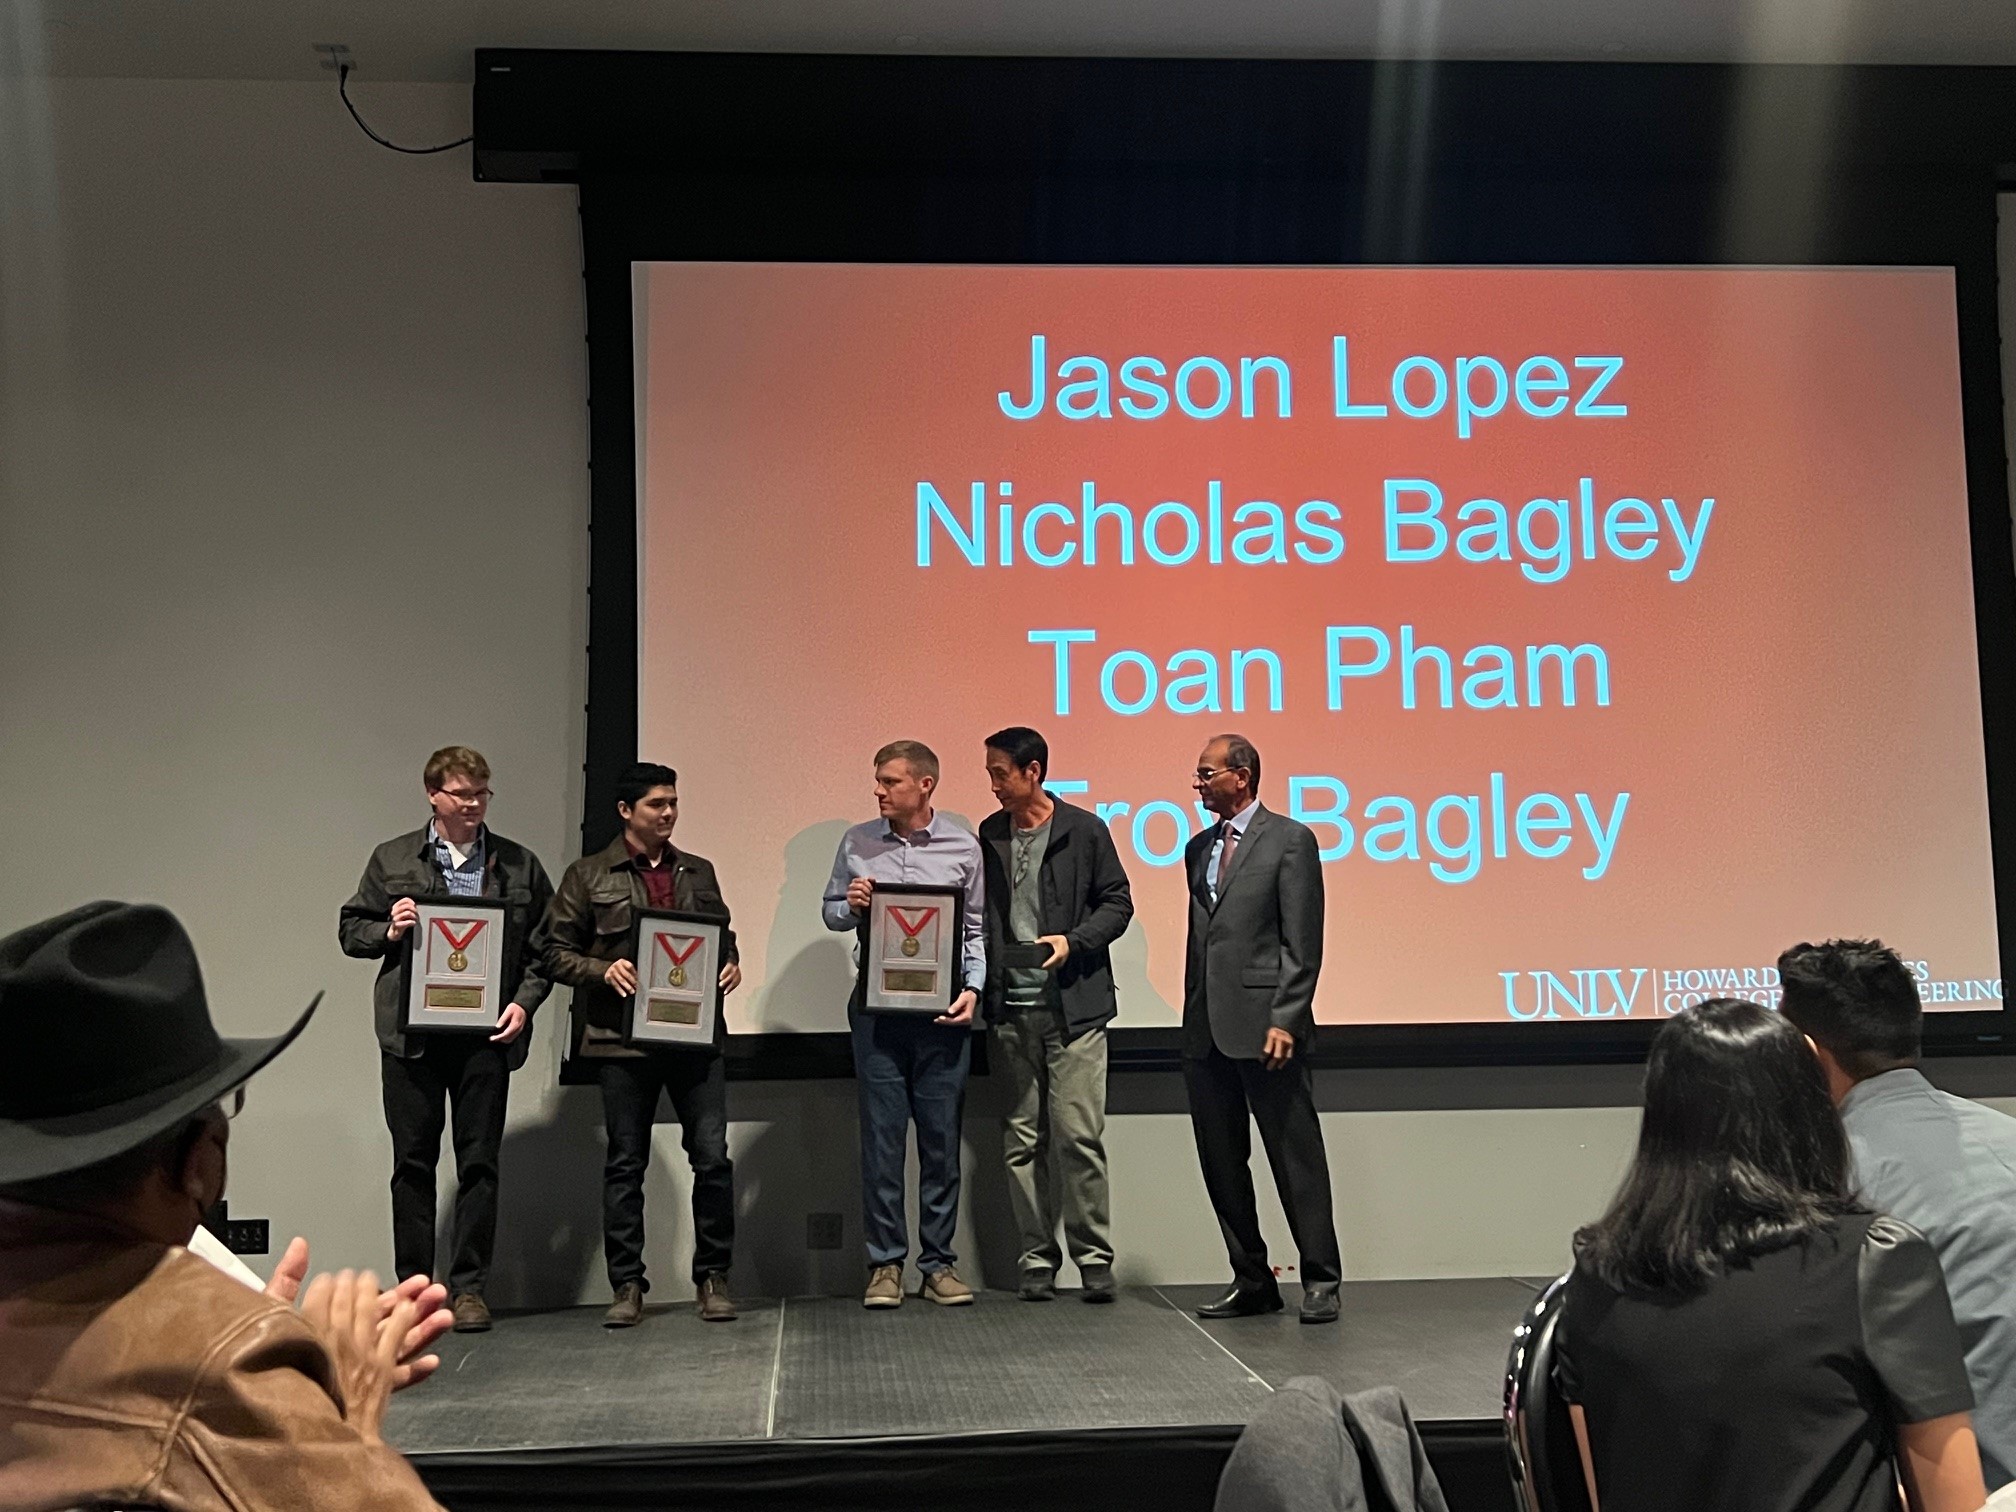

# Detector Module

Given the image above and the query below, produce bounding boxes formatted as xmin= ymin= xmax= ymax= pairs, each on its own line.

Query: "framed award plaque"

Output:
xmin=401 ymin=897 xmax=508 ymax=1034
xmin=627 ymin=908 xmax=725 ymax=1048
xmin=863 ymin=883 xmax=964 ymax=1014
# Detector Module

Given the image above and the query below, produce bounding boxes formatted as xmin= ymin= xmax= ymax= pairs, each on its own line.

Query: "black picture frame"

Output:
xmin=546 ymin=50 xmax=2016 ymax=1073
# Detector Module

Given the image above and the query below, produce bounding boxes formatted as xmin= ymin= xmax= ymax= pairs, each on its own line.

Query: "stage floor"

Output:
xmin=391 ymin=1278 xmax=1539 ymax=1510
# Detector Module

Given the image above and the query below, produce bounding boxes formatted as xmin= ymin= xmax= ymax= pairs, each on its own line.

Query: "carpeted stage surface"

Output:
xmin=393 ymin=1278 xmax=1541 ymax=1512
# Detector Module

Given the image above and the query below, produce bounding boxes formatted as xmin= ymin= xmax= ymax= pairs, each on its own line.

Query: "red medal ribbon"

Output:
xmin=433 ymin=918 xmax=485 ymax=952
xmin=656 ymin=933 xmax=704 ymax=967
xmin=889 ymin=906 xmax=939 ymax=939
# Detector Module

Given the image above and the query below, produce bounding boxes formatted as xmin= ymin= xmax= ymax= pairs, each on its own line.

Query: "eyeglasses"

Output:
xmin=1194 ymin=767 xmax=1236 ymax=783
xmin=438 ymin=788 xmax=493 ymax=806
xmin=221 ymin=1086 xmax=246 ymax=1121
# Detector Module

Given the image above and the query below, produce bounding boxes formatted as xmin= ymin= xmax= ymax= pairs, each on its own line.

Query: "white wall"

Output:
xmin=0 ymin=78 xmax=590 ymax=1291
xmin=1 ymin=80 xmax=2011 ymax=1305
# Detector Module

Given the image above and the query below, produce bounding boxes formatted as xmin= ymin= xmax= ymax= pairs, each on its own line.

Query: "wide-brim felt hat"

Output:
xmin=0 ymin=901 xmax=318 ymax=1185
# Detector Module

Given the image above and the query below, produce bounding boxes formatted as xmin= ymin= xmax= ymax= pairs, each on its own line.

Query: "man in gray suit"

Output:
xmin=1182 ymin=733 xmax=1342 ymax=1323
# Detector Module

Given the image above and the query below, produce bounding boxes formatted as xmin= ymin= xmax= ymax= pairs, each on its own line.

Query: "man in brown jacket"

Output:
xmin=0 ymin=901 xmax=447 ymax=1512
xmin=537 ymin=761 xmax=743 ymax=1327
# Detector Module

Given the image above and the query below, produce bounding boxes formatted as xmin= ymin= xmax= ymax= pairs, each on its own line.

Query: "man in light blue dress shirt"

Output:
xmin=823 ymin=739 xmax=986 ymax=1310
xmin=1781 ymin=938 xmax=2016 ymax=1489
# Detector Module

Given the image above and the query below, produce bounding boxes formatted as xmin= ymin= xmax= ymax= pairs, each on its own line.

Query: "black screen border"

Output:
xmin=561 ymin=58 xmax=2016 ymax=1074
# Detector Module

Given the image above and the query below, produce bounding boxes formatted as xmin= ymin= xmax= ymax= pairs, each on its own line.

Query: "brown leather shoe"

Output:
xmin=863 ymin=1263 xmax=904 ymax=1309
xmin=697 ymin=1272 xmax=737 ymax=1322
xmin=450 ymin=1292 xmax=492 ymax=1333
xmin=919 ymin=1267 xmax=975 ymax=1306
xmin=604 ymin=1282 xmax=645 ymax=1328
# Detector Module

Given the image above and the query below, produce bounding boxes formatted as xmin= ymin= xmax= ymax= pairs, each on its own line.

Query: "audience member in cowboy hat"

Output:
xmin=0 ymin=901 xmax=451 ymax=1512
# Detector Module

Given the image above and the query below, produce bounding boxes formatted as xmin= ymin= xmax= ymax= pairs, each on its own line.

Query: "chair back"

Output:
xmin=1503 ymin=1272 xmax=1593 ymax=1512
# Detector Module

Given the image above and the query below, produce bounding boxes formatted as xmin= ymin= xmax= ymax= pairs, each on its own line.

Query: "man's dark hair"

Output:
xmin=1575 ymin=998 xmax=1860 ymax=1296
xmin=984 ymin=726 xmax=1048 ymax=780
xmin=1777 ymin=938 xmax=1922 ymax=1080
xmin=1214 ymin=733 xmax=1261 ymax=792
xmin=615 ymin=761 xmax=679 ymax=811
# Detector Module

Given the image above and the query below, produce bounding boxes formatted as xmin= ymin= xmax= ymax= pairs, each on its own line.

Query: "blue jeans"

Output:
xmin=850 ymin=1009 xmax=972 ymax=1272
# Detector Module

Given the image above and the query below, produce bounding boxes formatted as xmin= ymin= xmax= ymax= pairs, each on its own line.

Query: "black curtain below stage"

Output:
xmin=413 ymin=1421 xmax=1511 ymax=1512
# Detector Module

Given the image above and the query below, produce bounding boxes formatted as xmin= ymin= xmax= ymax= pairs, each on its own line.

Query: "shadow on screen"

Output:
xmin=1108 ymin=916 xmax=1174 ymax=1028
xmin=751 ymin=819 xmax=856 ymax=1033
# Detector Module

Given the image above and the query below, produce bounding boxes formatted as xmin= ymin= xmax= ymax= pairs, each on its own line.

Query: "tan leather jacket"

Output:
xmin=0 ymin=1200 xmax=442 ymax=1512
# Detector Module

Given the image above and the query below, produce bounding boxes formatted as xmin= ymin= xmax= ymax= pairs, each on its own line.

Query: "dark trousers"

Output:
xmin=380 ymin=1037 xmax=510 ymax=1295
xmin=850 ymin=1009 xmax=972 ymax=1272
xmin=598 ymin=1052 xmax=733 ymax=1291
xmin=1183 ymin=1047 xmax=1342 ymax=1288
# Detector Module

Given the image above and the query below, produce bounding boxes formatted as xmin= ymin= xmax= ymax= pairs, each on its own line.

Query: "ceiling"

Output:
xmin=10 ymin=0 xmax=2016 ymax=81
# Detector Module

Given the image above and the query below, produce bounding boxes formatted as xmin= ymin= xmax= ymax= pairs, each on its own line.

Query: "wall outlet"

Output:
xmin=225 ymin=1218 xmax=270 ymax=1256
xmin=806 ymin=1212 xmax=844 ymax=1250
xmin=200 ymin=1201 xmax=270 ymax=1256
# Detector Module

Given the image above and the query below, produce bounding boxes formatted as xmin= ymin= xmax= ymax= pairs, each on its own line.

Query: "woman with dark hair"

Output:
xmin=1557 ymin=997 xmax=1985 ymax=1512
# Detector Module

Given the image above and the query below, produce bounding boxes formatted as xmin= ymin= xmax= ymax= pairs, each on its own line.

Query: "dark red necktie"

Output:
xmin=1217 ymin=823 xmax=1241 ymax=890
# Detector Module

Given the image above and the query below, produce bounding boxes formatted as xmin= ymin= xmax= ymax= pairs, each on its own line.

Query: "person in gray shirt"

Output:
xmin=976 ymin=727 xmax=1135 ymax=1303
xmin=1780 ymin=937 xmax=2016 ymax=1489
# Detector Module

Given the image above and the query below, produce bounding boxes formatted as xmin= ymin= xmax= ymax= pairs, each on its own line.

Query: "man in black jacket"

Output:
xmin=534 ymin=761 xmax=743 ymax=1327
xmin=979 ymin=727 xmax=1134 ymax=1302
xmin=338 ymin=745 xmax=554 ymax=1334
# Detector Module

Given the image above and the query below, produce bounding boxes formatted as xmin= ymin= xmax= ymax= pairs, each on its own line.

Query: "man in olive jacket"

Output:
xmin=338 ymin=746 xmax=554 ymax=1333
xmin=535 ymin=761 xmax=742 ymax=1327
xmin=978 ymin=727 xmax=1134 ymax=1302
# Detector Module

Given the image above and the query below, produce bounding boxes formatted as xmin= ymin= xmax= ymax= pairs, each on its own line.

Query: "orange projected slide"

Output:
xmin=633 ymin=262 xmax=2001 ymax=1033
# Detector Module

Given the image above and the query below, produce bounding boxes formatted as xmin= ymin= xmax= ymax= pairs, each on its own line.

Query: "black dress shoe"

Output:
xmin=1195 ymin=1281 xmax=1284 ymax=1319
xmin=1298 ymin=1281 xmax=1341 ymax=1324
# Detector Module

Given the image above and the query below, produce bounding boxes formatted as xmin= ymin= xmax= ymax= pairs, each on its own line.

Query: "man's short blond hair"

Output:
xmin=423 ymin=746 xmax=490 ymax=791
xmin=873 ymin=740 xmax=939 ymax=782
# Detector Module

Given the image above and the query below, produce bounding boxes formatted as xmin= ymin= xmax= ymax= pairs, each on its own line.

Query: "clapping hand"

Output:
xmin=268 ymin=1238 xmax=453 ymax=1393
xmin=300 ymin=1270 xmax=416 ymax=1441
